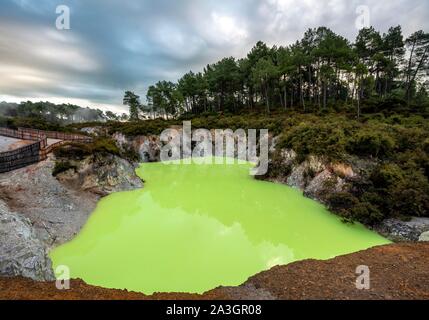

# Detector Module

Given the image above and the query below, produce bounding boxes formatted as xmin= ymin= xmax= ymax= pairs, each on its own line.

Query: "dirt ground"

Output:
xmin=1 ymin=243 xmax=428 ymax=300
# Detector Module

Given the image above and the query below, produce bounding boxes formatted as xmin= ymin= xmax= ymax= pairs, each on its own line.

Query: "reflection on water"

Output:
xmin=50 ymin=158 xmax=390 ymax=294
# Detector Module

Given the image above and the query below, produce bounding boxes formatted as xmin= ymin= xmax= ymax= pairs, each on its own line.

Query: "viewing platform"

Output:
xmin=0 ymin=127 xmax=92 ymax=173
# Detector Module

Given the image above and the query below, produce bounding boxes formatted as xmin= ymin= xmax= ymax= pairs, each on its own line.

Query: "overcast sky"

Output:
xmin=0 ymin=0 xmax=428 ymax=113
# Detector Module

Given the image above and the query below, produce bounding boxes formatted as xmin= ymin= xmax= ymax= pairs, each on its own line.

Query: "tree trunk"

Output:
xmin=407 ymin=46 xmax=429 ymax=104
xmin=323 ymin=81 xmax=327 ymax=109
xmin=284 ymin=84 xmax=287 ymax=111
xmin=264 ymin=82 xmax=270 ymax=113
xmin=308 ymin=66 xmax=312 ymax=105
xmin=300 ymin=76 xmax=305 ymax=111
xmin=405 ymin=40 xmax=417 ymax=104
xmin=317 ymin=60 xmax=321 ymax=110
xmin=279 ymin=90 xmax=284 ymax=109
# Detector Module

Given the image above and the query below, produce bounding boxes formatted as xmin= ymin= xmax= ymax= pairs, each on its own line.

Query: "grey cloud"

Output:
xmin=0 ymin=0 xmax=428 ymax=113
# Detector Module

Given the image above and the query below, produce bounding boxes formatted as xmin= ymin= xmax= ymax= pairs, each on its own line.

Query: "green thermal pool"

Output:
xmin=50 ymin=158 xmax=390 ymax=294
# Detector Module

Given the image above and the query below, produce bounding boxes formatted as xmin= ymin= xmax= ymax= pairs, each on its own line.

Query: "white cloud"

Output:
xmin=33 ymin=45 xmax=99 ymax=72
xmin=209 ymin=13 xmax=248 ymax=44
xmin=153 ymin=24 xmax=206 ymax=60
xmin=1 ymin=0 xmax=429 ymax=113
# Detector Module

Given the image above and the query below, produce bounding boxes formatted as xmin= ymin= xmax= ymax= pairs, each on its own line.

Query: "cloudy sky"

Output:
xmin=0 ymin=0 xmax=428 ymax=113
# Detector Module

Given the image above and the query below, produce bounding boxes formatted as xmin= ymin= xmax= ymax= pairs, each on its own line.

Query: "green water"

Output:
xmin=50 ymin=158 xmax=389 ymax=294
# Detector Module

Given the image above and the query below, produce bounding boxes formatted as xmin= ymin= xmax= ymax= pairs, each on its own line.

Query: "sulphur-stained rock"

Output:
xmin=279 ymin=149 xmax=297 ymax=166
xmin=0 ymin=201 xmax=54 ymax=281
xmin=287 ymin=155 xmax=326 ymax=190
xmin=330 ymin=163 xmax=356 ymax=179
xmin=307 ymin=155 xmax=326 ymax=174
xmin=304 ymin=170 xmax=347 ymax=202
xmin=80 ymin=126 xmax=107 ymax=137
xmin=112 ymin=132 xmax=128 ymax=147
xmin=137 ymin=136 xmax=161 ymax=162
xmin=264 ymin=148 xmax=358 ymax=205
xmin=419 ymin=231 xmax=429 ymax=242
xmin=377 ymin=217 xmax=429 ymax=242
xmin=287 ymin=163 xmax=307 ymax=189
xmin=112 ymin=129 xmax=275 ymax=164
xmin=57 ymin=154 xmax=143 ymax=196
xmin=113 ymin=133 xmax=162 ymax=162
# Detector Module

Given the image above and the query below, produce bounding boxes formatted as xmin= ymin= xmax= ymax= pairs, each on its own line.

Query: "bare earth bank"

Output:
xmin=1 ymin=243 xmax=428 ymax=300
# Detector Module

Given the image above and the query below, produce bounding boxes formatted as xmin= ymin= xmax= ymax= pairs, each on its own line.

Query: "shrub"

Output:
xmin=348 ymin=202 xmax=384 ymax=225
xmin=360 ymin=191 xmax=384 ymax=208
xmin=370 ymin=163 xmax=404 ymax=189
xmin=327 ymin=192 xmax=359 ymax=217
xmin=327 ymin=192 xmax=385 ymax=225
xmin=391 ymin=187 xmax=429 ymax=217
xmin=392 ymin=126 xmax=427 ymax=152
xmin=54 ymin=138 xmax=121 ymax=160
xmin=390 ymin=171 xmax=429 ymax=217
xmin=53 ymin=142 xmax=92 ymax=160
xmin=347 ymin=130 xmax=395 ymax=158
xmin=278 ymin=120 xmax=349 ymax=161
xmin=423 ymin=138 xmax=429 ymax=154
xmin=5 ymin=117 xmax=80 ymax=133
xmin=91 ymin=138 xmax=121 ymax=156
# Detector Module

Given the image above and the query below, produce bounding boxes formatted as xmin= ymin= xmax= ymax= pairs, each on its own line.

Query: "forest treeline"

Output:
xmin=0 ymin=101 xmax=128 ymax=124
xmin=124 ymin=26 xmax=429 ymax=120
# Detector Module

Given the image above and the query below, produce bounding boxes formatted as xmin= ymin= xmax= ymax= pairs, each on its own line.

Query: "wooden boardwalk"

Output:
xmin=0 ymin=127 xmax=92 ymax=173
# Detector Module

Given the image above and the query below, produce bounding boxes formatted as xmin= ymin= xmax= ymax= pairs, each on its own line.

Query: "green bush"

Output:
xmin=370 ymin=164 xmax=404 ymax=189
xmin=327 ymin=192 xmax=384 ymax=225
xmin=91 ymin=138 xmax=121 ymax=155
xmin=423 ymin=138 xmax=429 ymax=154
xmin=53 ymin=143 xmax=91 ymax=160
xmin=390 ymin=171 xmax=429 ymax=217
xmin=259 ymin=151 xmax=293 ymax=180
xmin=366 ymin=164 xmax=429 ymax=218
xmin=327 ymin=192 xmax=359 ymax=216
xmin=391 ymin=187 xmax=429 ymax=217
xmin=278 ymin=120 xmax=349 ymax=161
xmin=392 ymin=126 xmax=427 ymax=152
xmin=3 ymin=117 xmax=81 ymax=133
xmin=53 ymin=138 xmax=120 ymax=160
xmin=347 ymin=130 xmax=395 ymax=158
xmin=360 ymin=191 xmax=384 ymax=208
xmin=70 ymin=113 xmax=289 ymax=138
xmin=348 ymin=202 xmax=384 ymax=224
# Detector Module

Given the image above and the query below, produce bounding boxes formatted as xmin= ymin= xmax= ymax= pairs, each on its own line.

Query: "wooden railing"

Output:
xmin=40 ymin=141 xmax=69 ymax=160
xmin=0 ymin=127 xmax=92 ymax=173
xmin=0 ymin=141 xmax=42 ymax=173
xmin=0 ymin=127 xmax=47 ymax=148
xmin=18 ymin=128 xmax=92 ymax=143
